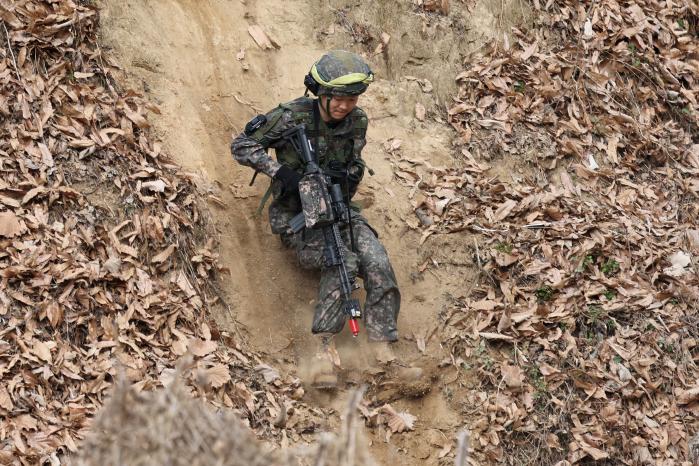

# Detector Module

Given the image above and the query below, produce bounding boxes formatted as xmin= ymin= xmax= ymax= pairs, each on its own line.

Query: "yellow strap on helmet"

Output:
xmin=311 ymin=64 xmax=374 ymax=88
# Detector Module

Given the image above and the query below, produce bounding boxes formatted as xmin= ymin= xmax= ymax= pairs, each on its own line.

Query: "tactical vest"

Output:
xmin=272 ymin=97 xmax=367 ymax=174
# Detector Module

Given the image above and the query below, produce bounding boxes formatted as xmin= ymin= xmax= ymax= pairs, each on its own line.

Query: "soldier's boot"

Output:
xmin=310 ymin=356 xmax=338 ymax=389
xmin=310 ymin=335 xmax=339 ymax=390
xmin=369 ymin=341 xmax=430 ymax=398
xmin=372 ymin=341 xmax=397 ymax=365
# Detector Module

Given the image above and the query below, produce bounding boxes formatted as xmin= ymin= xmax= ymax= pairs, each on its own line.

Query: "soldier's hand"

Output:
xmin=347 ymin=159 xmax=365 ymax=198
xmin=274 ymin=165 xmax=303 ymax=194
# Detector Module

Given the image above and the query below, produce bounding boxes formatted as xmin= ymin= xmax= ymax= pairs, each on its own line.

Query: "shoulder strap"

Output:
xmin=349 ymin=110 xmax=366 ymax=161
xmin=312 ymin=100 xmax=321 ymax=163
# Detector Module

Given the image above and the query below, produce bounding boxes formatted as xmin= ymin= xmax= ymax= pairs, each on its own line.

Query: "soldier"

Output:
xmin=231 ymin=50 xmax=406 ymax=388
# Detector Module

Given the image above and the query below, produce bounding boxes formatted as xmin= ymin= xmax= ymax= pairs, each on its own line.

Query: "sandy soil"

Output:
xmin=98 ymin=0 xmax=526 ymax=462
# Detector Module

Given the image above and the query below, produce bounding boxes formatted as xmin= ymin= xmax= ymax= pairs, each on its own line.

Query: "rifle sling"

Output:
xmin=254 ymin=184 xmax=273 ymax=218
xmin=314 ymin=99 xmax=356 ymax=253
xmin=312 ymin=100 xmax=321 ymax=164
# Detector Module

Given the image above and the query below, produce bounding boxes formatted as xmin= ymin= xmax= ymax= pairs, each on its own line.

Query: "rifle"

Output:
xmin=282 ymin=124 xmax=362 ymax=337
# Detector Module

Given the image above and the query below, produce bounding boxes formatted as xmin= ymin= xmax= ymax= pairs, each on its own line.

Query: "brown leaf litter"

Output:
xmin=0 ymin=1 xmax=333 ymax=463
xmin=393 ymin=0 xmax=699 ymax=464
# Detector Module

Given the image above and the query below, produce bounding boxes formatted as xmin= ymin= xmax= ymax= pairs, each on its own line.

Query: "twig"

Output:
xmin=473 ymin=237 xmax=482 ymax=269
xmin=497 ymin=0 xmax=505 ymax=33
xmin=312 ymin=433 xmax=331 ymax=466
xmin=371 ymin=112 xmax=398 ymax=121
xmin=341 ymin=387 xmax=366 ymax=466
xmin=2 ymin=22 xmax=21 ymax=83
xmin=471 ymin=224 xmax=508 ymax=233
xmin=454 ymin=429 xmax=471 ymax=466
xmin=218 ymin=93 xmax=262 ymax=114
xmin=655 ymin=315 xmax=670 ymax=333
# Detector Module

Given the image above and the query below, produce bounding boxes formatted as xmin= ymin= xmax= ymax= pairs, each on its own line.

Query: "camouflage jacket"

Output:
xmin=231 ymin=97 xmax=368 ymax=234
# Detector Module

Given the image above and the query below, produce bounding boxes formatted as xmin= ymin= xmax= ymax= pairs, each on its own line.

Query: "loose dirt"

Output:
xmin=98 ymin=0 xmax=527 ymax=463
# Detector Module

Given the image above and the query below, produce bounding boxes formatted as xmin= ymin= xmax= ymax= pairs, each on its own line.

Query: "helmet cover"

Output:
xmin=309 ymin=50 xmax=374 ymax=96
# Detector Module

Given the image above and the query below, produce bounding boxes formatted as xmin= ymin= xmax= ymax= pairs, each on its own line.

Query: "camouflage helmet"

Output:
xmin=305 ymin=50 xmax=374 ymax=96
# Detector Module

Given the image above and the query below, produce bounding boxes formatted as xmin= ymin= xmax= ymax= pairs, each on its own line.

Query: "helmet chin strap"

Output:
xmin=321 ymin=95 xmax=343 ymax=124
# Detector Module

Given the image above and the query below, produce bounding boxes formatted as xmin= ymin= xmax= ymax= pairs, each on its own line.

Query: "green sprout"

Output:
xmin=494 ymin=242 xmax=513 ymax=254
xmin=528 ymin=366 xmax=547 ymax=398
xmin=587 ymin=304 xmax=603 ymax=323
xmin=658 ymin=339 xmax=676 ymax=353
xmin=601 ymin=258 xmax=620 ymax=276
xmin=576 ymin=254 xmax=595 ymax=273
xmin=535 ymin=285 xmax=554 ymax=302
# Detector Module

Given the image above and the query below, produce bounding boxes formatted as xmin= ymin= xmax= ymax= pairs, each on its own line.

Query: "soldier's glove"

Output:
xmin=347 ymin=159 xmax=365 ymax=198
xmin=274 ymin=165 xmax=303 ymax=194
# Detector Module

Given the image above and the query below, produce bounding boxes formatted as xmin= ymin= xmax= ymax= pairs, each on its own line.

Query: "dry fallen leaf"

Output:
xmin=687 ymin=229 xmax=699 ymax=252
xmin=0 ymin=211 xmax=25 ymax=238
xmin=471 ymin=299 xmax=498 ymax=311
xmin=33 ymin=340 xmax=52 ymax=363
xmin=416 ymin=335 xmax=426 ymax=353
xmin=176 ymin=271 xmax=197 ymax=297
xmin=103 ymin=255 xmax=122 ymax=274
xmin=501 ymin=363 xmax=524 ymax=389
xmin=438 ymin=442 xmax=452 ymax=458
xmin=520 ymin=40 xmax=538 ymax=60
xmin=677 ymin=387 xmax=699 ymax=405
xmin=493 ymin=199 xmax=518 ymax=221
xmin=494 ymin=251 xmax=518 ymax=267
xmin=415 ymin=103 xmax=426 ymax=121
xmin=202 ymin=364 xmax=231 ymax=388
xmin=142 ymin=180 xmax=167 ymax=193
xmin=0 ymin=386 xmax=14 ymax=411
xmin=45 ymin=301 xmax=63 ymax=327
xmin=422 ymin=0 xmax=449 ymax=14
xmin=152 ymin=244 xmax=176 ymax=264
xmin=478 ymin=332 xmax=514 ymax=341
xmin=248 ymin=25 xmax=279 ymax=50
xmin=664 ymin=251 xmax=691 ymax=276
xmin=380 ymin=404 xmax=416 ymax=433
xmin=159 ymin=368 xmax=177 ymax=388
xmin=172 ymin=337 xmax=188 ymax=356
xmin=254 ymin=364 xmax=280 ymax=383
xmin=188 ymin=338 xmax=217 ymax=357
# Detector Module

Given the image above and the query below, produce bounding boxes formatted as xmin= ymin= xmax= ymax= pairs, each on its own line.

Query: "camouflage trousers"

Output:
xmin=281 ymin=215 xmax=400 ymax=341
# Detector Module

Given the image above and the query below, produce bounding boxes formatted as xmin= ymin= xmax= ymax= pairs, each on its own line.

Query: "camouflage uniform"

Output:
xmin=231 ymin=97 xmax=400 ymax=341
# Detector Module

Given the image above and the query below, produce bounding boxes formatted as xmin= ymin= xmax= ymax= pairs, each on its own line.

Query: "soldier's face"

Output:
xmin=321 ymin=95 xmax=359 ymax=120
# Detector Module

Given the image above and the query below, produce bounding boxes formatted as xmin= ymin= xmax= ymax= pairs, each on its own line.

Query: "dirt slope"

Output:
xmin=98 ymin=0 xmax=525 ymax=462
